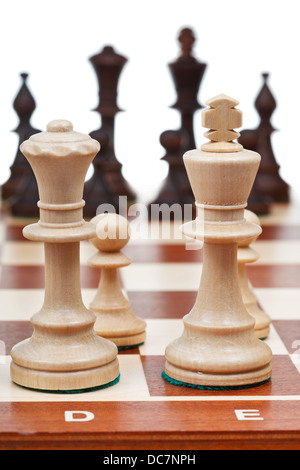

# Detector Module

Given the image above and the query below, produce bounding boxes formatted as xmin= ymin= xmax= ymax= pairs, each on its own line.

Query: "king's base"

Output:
xmin=10 ymin=358 xmax=120 ymax=393
xmin=164 ymin=360 xmax=272 ymax=390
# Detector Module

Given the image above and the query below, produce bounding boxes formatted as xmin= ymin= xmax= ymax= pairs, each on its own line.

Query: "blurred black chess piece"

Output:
xmin=150 ymin=27 xmax=207 ymax=218
xmin=1 ymin=73 xmax=40 ymax=217
xmin=239 ymin=73 xmax=289 ymax=215
xmin=238 ymin=129 xmax=272 ymax=215
xmin=84 ymin=45 xmax=136 ymax=217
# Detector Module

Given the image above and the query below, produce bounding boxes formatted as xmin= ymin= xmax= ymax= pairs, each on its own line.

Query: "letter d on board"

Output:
xmin=65 ymin=411 xmax=95 ymax=422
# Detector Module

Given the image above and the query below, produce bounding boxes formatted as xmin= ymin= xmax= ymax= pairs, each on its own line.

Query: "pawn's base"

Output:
xmin=118 ymin=343 xmax=144 ymax=351
xmin=10 ymin=358 xmax=120 ymax=393
xmin=249 ymin=305 xmax=271 ymax=340
xmin=97 ymin=331 xmax=146 ymax=350
xmin=255 ymin=325 xmax=270 ymax=341
xmin=250 ymin=303 xmax=270 ymax=340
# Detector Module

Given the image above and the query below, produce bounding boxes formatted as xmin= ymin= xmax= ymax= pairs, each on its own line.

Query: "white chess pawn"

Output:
xmin=238 ymin=209 xmax=271 ymax=339
xmin=88 ymin=213 xmax=146 ymax=349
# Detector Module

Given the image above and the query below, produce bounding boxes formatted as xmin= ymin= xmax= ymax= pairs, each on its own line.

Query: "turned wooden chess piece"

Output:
xmin=10 ymin=120 xmax=119 ymax=392
xmin=238 ymin=129 xmax=272 ymax=215
xmin=238 ymin=210 xmax=271 ymax=339
xmin=84 ymin=45 xmax=136 ymax=217
xmin=1 ymin=73 xmax=40 ymax=216
xmin=239 ymin=73 xmax=289 ymax=208
xmin=88 ymin=213 xmax=146 ymax=349
xmin=150 ymin=28 xmax=207 ymax=214
xmin=255 ymin=73 xmax=289 ymax=202
xmin=163 ymin=95 xmax=272 ymax=389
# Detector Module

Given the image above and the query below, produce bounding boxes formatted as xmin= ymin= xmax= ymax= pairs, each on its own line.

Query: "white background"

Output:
xmin=0 ymin=0 xmax=299 ymax=205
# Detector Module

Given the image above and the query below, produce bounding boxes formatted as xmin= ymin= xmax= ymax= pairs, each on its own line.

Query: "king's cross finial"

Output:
xmin=201 ymin=94 xmax=243 ymax=152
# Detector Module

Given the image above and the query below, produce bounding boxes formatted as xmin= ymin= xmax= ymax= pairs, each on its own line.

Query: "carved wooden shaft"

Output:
xmin=43 ymin=243 xmax=84 ymax=310
xmin=90 ymin=267 xmax=129 ymax=312
xmin=195 ymin=243 xmax=249 ymax=326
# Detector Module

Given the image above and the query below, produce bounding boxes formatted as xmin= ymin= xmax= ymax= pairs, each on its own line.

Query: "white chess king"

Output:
xmin=163 ymin=95 xmax=272 ymax=389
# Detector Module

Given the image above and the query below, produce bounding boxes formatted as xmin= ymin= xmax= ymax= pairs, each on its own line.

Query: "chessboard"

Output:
xmin=0 ymin=201 xmax=300 ymax=451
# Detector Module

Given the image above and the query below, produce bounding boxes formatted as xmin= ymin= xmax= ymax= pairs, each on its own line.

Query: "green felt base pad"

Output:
xmin=162 ymin=370 xmax=271 ymax=391
xmin=118 ymin=342 xmax=144 ymax=351
xmin=13 ymin=374 xmax=120 ymax=394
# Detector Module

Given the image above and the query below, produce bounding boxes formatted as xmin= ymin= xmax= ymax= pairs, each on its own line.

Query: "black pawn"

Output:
xmin=254 ymin=73 xmax=289 ymax=202
xmin=84 ymin=45 xmax=136 ymax=218
xmin=151 ymin=129 xmax=189 ymax=211
xmin=150 ymin=28 xmax=206 ymax=217
xmin=238 ymin=129 xmax=272 ymax=215
xmin=2 ymin=73 xmax=40 ymax=215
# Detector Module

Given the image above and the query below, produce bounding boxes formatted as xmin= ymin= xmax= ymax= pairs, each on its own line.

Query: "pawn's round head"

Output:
xmin=90 ymin=213 xmax=130 ymax=252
